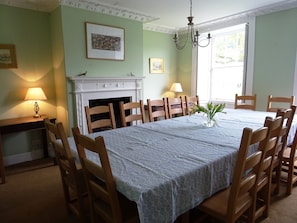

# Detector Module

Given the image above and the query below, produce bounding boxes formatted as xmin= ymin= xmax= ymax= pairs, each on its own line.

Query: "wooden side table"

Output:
xmin=0 ymin=115 xmax=56 ymax=184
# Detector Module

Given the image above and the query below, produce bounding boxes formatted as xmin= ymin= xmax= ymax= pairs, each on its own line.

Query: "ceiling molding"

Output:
xmin=60 ymin=0 xmax=158 ymax=23
xmin=195 ymin=0 xmax=297 ymax=33
xmin=149 ymin=0 xmax=297 ymax=34
xmin=1 ymin=0 xmax=297 ymax=34
xmin=145 ymin=0 xmax=297 ymax=34
xmin=143 ymin=24 xmax=175 ymax=34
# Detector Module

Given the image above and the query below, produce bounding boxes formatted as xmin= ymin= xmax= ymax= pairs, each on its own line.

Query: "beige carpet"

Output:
xmin=0 ymin=159 xmax=296 ymax=223
xmin=260 ymin=184 xmax=297 ymax=223
xmin=0 ymin=160 xmax=80 ymax=223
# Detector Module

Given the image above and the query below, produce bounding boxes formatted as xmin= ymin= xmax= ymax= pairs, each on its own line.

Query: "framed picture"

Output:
xmin=0 ymin=44 xmax=17 ymax=69
xmin=149 ymin=58 xmax=164 ymax=74
xmin=85 ymin=22 xmax=125 ymax=60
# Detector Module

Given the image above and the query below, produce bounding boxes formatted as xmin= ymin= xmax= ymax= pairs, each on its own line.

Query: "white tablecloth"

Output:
xmin=68 ymin=108 xmax=296 ymax=223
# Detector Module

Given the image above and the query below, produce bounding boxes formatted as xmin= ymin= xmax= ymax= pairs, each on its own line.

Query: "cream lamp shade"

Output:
xmin=170 ymin=83 xmax=183 ymax=92
xmin=170 ymin=83 xmax=183 ymax=98
xmin=25 ymin=87 xmax=47 ymax=118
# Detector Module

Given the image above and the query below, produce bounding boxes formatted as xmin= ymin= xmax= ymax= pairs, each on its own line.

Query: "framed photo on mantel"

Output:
xmin=85 ymin=22 xmax=125 ymax=61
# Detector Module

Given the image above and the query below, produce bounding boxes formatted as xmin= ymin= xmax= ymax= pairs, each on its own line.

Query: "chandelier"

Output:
xmin=173 ymin=0 xmax=211 ymax=50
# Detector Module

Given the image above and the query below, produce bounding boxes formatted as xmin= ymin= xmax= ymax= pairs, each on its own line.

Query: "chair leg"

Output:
xmin=287 ymin=164 xmax=294 ymax=196
xmin=274 ymin=165 xmax=282 ymax=195
xmin=263 ymin=184 xmax=271 ymax=218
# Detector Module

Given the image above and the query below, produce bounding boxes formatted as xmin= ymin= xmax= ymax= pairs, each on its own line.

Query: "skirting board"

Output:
xmin=3 ymin=147 xmax=55 ymax=166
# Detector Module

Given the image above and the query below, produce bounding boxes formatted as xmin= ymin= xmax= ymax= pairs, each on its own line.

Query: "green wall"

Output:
xmin=143 ymin=30 xmax=178 ymax=99
xmin=0 ymin=5 xmax=56 ymax=157
xmin=253 ymin=8 xmax=297 ymax=110
xmin=61 ymin=6 xmax=143 ymax=77
xmin=59 ymin=6 xmax=144 ymax=130
xmin=50 ymin=7 xmax=69 ymax=133
xmin=177 ymin=42 xmax=192 ymax=96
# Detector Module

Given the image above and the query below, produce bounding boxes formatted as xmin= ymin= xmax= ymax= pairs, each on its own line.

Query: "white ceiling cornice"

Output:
xmin=143 ymin=0 xmax=297 ymax=34
xmin=60 ymin=0 xmax=158 ymax=23
xmin=60 ymin=0 xmax=297 ymax=34
xmin=195 ymin=0 xmax=297 ymax=33
xmin=1 ymin=0 xmax=297 ymax=34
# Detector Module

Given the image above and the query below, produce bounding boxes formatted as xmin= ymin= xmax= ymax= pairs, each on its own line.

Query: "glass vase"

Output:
xmin=203 ymin=114 xmax=216 ymax=127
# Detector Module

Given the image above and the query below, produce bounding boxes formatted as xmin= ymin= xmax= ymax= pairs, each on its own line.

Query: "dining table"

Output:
xmin=67 ymin=108 xmax=296 ymax=223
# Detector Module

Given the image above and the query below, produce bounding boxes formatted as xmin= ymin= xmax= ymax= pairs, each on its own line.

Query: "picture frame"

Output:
xmin=149 ymin=58 xmax=164 ymax=74
xmin=85 ymin=22 xmax=125 ymax=61
xmin=0 ymin=44 xmax=17 ymax=69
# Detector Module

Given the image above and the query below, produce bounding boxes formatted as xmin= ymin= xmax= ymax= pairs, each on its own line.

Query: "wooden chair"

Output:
xmin=72 ymin=127 xmax=139 ymax=223
xmin=253 ymin=116 xmax=283 ymax=221
xmin=234 ymin=94 xmax=257 ymax=110
xmin=44 ymin=119 xmax=88 ymax=222
xmin=185 ymin=95 xmax=199 ymax=115
xmin=119 ymin=100 xmax=145 ymax=127
xmin=271 ymin=106 xmax=296 ymax=195
xmin=281 ymin=129 xmax=297 ymax=195
xmin=266 ymin=95 xmax=295 ymax=112
xmin=85 ymin=103 xmax=116 ymax=133
xmin=147 ymin=98 xmax=168 ymax=122
xmin=166 ymin=96 xmax=185 ymax=118
xmin=196 ymin=126 xmax=268 ymax=223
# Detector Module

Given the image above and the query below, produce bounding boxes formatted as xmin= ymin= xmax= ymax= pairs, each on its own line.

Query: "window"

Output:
xmin=197 ymin=24 xmax=247 ymax=104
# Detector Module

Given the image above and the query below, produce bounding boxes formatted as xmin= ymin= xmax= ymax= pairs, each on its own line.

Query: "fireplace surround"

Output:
xmin=70 ymin=76 xmax=144 ymax=134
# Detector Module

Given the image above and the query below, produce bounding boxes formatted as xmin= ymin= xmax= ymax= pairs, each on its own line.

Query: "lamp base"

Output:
xmin=33 ymin=113 xmax=41 ymax=118
xmin=33 ymin=101 xmax=41 ymax=118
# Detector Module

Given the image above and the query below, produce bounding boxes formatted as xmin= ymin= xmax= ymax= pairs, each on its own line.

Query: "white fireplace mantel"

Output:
xmin=69 ymin=76 xmax=144 ymax=134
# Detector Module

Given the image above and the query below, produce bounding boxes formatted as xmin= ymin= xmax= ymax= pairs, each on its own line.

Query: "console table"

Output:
xmin=0 ymin=115 xmax=56 ymax=184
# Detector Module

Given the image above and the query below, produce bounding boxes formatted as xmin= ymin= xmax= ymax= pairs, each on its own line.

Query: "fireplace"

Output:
xmin=89 ymin=96 xmax=131 ymax=129
xmin=70 ymin=76 xmax=144 ymax=134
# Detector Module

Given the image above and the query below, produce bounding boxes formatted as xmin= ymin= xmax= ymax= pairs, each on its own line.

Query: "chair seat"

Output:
xmin=199 ymin=187 xmax=252 ymax=222
xmin=282 ymin=147 xmax=297 ymax=159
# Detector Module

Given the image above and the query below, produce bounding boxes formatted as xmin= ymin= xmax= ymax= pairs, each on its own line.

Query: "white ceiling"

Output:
xmin=1 ymin=0 xmax=297 ymax=29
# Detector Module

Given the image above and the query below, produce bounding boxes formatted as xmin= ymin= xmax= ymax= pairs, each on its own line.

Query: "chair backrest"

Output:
xmin=85 ymin=103 xmax=116 ymax=133
xmin=259 ymin=116 xmax=284 ymax=167
xmin=251 ymin=116 xmax=281 ymax=221
xmin=167 ymin=96 xmax=185 ymax=118
xmin=119 ymin=100 xmax=145 ymax=127
xmin=44 ymin=119 xmax=87 ymax=222
xmin=72 ymin=127 xmax=124 ymax=223
xmin=284 ymin=128 xmax=297 ymax=175
xmin=185 ymin=95 xmax=199 ymax=115
xmin=281 ymin=128 xmax=297 ymax=195
xmin=275 ymin=106 xmax=296 ymax=157
xmin=267 ymin=95 xmax=295 ymax=112
xmin=147 ymin=98 xmax=168 ymax=122
xmin=234 ymin=94 xmax=257 ymax=110
xmin=44 ymin=119 xmax=79 ymax=181
xmin=227 ymin=126 xmax=267 ymax=222
xmin=285 ymin=128 xmax=297 ymax=164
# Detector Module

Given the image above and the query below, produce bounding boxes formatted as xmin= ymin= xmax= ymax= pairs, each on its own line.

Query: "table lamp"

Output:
xmin=25 ymin=87 xmax=47 ymax=118
xmin=170 ymin=82 xmax=183 ymax=98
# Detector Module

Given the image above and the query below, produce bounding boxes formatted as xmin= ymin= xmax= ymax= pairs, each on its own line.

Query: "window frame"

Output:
xmin=192 ymin=18 xmax=256 ymax=107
